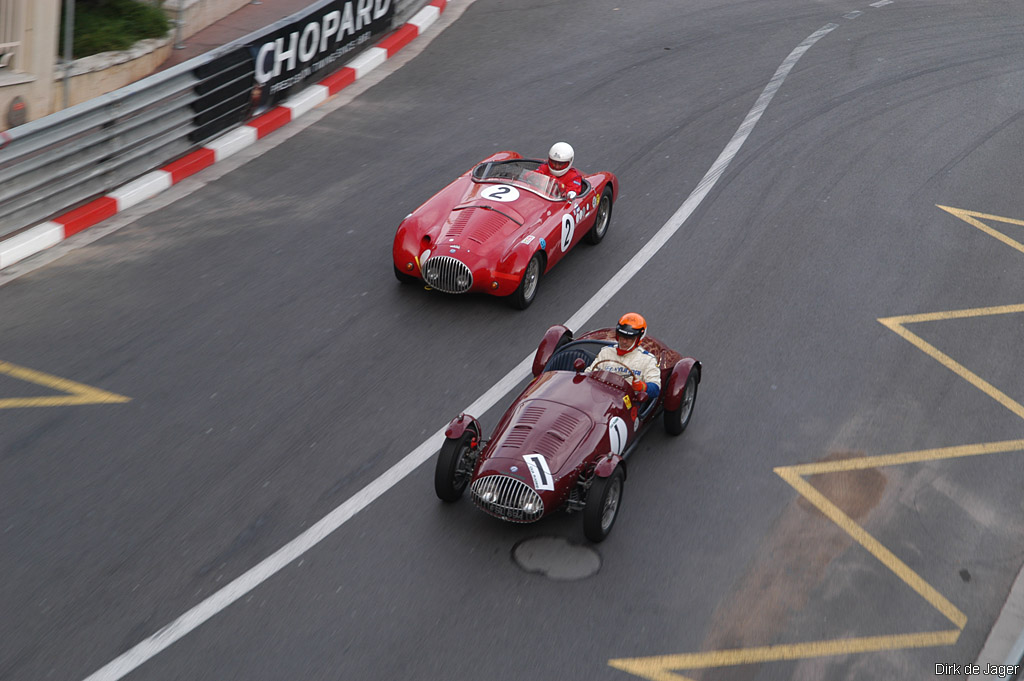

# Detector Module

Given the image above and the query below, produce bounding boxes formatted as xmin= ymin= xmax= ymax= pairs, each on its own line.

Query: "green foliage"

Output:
xmin=61 ymin=0 xmax=170 ymax=58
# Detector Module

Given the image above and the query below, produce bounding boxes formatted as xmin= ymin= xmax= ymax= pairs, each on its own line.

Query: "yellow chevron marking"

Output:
xmin=607 ymin=438 xmax=1024 ymax=680
xmin=0 ymin=360 xmax=131 ymax=408
xmin=937 ymin=205 xmax=1024 ymax=256
xmin=609 ymin=206 xmax=1024 ymax=680
xmin=609 ymin=630 xmax=961 ymax=681
xmin=878 ymin=303 xmax=1024 ymax=421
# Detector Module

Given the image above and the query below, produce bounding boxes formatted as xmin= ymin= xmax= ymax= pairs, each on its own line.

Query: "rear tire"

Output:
xmin=664 ymin=373 xmax=698 ymax=435
xmin=583 ymin=467 xmax=624 ymax=542
xmin=434 ymin=428 xmax=477 ymax=502
xmin=584 ymin=187 xmax=613 ymax=245
xmin=507 ymin=252 xmax=543 ymax=309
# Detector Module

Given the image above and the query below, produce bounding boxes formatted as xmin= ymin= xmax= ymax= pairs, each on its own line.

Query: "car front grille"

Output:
xmin=471 ymin=474 xmax=544 ymax=523
xmin=422 ymin=256 xmax=473 ymax=294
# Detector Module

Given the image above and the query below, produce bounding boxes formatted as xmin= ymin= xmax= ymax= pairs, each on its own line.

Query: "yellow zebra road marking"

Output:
xmin=0 ymin=360 xmax=130 ymax=408
xmin=611 ymin=206 xmax=1024 ymax=680
xmin=937 ymin=205 xmax=1024 ymax=256
xmin=609 ymin=630 xmax=962 ymax=681
xmin=878 ymin=303 xmax=1024 ymax=422
xmin=608 ymin=440 xmax=1024 ymax=680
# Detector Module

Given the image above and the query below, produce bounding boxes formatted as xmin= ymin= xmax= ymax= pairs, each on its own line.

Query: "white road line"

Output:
xmin=80 ymin=21 xmax=838 ymax=681
xmin=566 ymin=22 xmax=838 ymax=332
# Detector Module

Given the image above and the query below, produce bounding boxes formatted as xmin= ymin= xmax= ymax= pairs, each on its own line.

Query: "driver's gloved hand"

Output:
xmin=632 ymin=380 xmax=647 ymax=394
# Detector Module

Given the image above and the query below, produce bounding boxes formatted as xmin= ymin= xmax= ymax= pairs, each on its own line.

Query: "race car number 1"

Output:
xmin=560 ymin=214 xmax=575 ymax=252
xmin=608 ymin=416 xmax=628 ymax=455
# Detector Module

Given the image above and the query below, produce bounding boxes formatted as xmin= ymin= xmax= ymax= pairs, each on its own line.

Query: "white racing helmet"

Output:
xmin=547 ymin=142 xmax=574 ymax=177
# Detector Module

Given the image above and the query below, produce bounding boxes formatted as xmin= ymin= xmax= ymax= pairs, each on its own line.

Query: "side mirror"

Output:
xmin=573 ymin=357 xmax=586 ymax=372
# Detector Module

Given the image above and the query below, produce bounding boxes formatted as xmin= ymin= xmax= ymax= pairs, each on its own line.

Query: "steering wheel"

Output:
xmin=589 ymin=359 xmax=636 ymax=390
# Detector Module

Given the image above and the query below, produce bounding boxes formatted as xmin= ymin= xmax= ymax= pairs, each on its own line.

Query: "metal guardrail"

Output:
xmin=0 ymin=0 xmax=430 ymax=240
xmin=0 ymin=65 xmax=198 ymax=235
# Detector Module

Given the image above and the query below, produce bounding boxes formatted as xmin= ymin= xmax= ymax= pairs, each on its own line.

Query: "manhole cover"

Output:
xmin=512 ymin=536 xmax=601 ymax=580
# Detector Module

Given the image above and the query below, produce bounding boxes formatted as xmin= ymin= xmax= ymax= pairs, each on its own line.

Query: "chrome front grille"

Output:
xmin=422 ymin=256 xmax=473 ymax=294
xmin=471 ymin=475 xmax=544 ymax=523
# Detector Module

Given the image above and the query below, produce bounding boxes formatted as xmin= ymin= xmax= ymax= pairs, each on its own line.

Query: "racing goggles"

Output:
xmin=548 ymin=158 xmax=571 ymax=171
xmin=616 ymin=324 xmax=643 ymax=340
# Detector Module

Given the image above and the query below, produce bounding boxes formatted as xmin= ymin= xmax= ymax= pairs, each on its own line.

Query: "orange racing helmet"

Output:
xmin=615 ymin=313 xmax=647 ymax=355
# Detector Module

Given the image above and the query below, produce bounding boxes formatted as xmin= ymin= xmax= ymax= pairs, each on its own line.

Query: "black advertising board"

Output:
xmin=249 ymin=0 xmax=395 ymax=111
xmin=189 ymin=0 xmax=396 ymax=142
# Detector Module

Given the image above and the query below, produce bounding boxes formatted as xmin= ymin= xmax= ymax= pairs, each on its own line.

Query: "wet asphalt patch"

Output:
xmin=512 ymin=536 xmax=601 ymax=580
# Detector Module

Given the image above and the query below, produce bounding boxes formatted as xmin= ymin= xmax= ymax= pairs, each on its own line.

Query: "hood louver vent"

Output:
xmin=532 ymin=412 xmax=584 ymax=460
xmin=446 ymin=209 xmax=474 ymax=239
xmin=502 ymin=426 xmax=530 ymax=449
xmin=494 ymin=408 xmax=585 ymax=459
xmin=550 ymin=412 xmax=581 ymax=438
xmin=518 ymin=405 xmax=545 ymax=425
xmin=466 ymin=210 xmax=509 ymax=244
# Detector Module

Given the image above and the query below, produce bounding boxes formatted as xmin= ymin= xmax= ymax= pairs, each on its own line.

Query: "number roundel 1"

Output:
xmin=608 ymin=416 xmax=628 ymax=455
xmin=481 ymin=185 xmax=520 ymax=202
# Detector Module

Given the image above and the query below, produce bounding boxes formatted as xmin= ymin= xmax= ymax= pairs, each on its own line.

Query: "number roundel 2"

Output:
xmin=481 ymin=185 xmax=520 ymax=202
xmin=560 ymin=213 xmax=576 ymax=252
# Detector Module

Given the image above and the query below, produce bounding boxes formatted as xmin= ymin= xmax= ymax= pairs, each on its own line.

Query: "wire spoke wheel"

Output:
xmin=523 ymin=257 xmax=539 ymax=299
xmin=509 ymin=252 xmax=543 ymax=309
xmin=600 ymin=475 xmax=622 ymax=532
xmin=585 ymin=187 xmax=614 ymax=244
xmin=664 ymin=373 xmax=698 ymax=435
xmin=583 ymin=467 xmax=625 ymax=542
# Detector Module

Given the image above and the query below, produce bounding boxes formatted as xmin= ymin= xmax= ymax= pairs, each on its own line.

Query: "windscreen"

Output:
xmin=473 ymin=160 xmax=566 ymax=200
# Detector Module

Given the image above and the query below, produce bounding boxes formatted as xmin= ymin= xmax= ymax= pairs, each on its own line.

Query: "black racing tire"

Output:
xmin=664 ymin=373 xmax=698 ymax=436
xmin=434 ymin=428 xmax=477 ymax=502
xmin=394 ymin=264 xmax=419 ymax=285
xmin=584 ymin=187 xmax=614 ymax=245
xmin=583 ymin=467 xmax=624 ymax=542
xmin=507 ymin=252 xmax=543 ymax=310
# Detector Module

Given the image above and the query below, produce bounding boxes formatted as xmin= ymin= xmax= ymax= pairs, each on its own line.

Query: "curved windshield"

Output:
xmin=472 ymin=159 xmax=566 ymax=200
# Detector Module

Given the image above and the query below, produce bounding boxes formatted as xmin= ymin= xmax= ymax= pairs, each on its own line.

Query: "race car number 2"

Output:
xmin=560 ymin=214 xmax=575 ymax=252
xmin=481 ymin=184 xmax=520 ymax=202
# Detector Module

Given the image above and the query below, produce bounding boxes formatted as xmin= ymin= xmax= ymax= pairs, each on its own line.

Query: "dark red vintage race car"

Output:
xmin=393 ymin=151 xmax=619 ymax=308
xmin=434 ymin=325 xmax=701 ymax=542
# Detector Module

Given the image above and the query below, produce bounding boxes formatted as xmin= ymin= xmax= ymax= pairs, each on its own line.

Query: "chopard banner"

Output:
xmin=251 ymin=0 xmax=395 ymax=101
xmin=188 ymin=0 xmax=395 ymax=143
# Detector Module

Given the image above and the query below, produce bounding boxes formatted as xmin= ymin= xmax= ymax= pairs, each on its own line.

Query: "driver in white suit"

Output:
xmin=587 ymin=313 xmax=661 ymax=401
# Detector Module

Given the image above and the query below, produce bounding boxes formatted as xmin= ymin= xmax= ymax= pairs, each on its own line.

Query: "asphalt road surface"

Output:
xmin=2 ymin=0 xmax=1024 ymax=680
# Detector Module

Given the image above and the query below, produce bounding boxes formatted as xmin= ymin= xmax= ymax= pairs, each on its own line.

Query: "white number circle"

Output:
xmin=608 ymin=416 xmax=628 ymax=455
xmin=481 ymin=185 xmax=520 ymax=202
xmin=560 ymin=214 xmax=576 ymax=252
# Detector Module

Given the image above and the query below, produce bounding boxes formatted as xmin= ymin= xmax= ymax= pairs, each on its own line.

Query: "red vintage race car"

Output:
xmin=434 ymin=325 xmax=702 ymax=542
xmin=393 ymin=151 xmax=619 ymax=308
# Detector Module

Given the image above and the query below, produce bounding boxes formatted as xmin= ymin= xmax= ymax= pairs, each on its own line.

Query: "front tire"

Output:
xmin=584 ymin=187 xmax=614 ymax=245
xmin=664 ymin=373 xmax=698 ymax=435
xmin=434 ymin=428 xmax=477 ymax=502
xmin=507 ymin=252 xmax=543 ymax=309
xmin=394 ymin=264 xmax=419 ymax=285
xmin=583 ymin=467 xmax=624 ymax=542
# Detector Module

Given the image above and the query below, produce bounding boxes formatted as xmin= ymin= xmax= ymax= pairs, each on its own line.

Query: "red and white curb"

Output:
xmin=0 ymin=0 xmax=447 ymax=271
